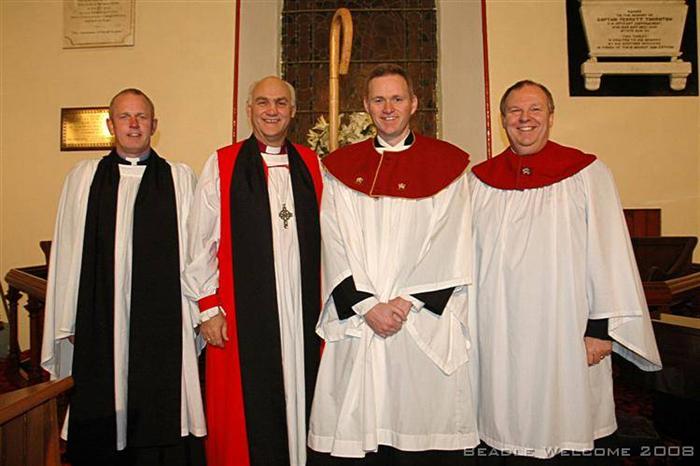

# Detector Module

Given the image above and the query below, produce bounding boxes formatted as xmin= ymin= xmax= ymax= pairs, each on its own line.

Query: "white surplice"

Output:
xmin=469 ymin=160 xmax=662 ymax=458
xmin=308 ymin=154 xmax=479 ymax=457
xmin=183 ymin=148 xmax=309 ymax=466
xmin=41 ymin=158 xmax=207 ymax=449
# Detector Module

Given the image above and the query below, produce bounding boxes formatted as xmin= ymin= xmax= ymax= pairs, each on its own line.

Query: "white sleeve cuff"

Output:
xmin=404 ymin=295 xmax=425 ymax=312
xmin=200 ymin=306 xmax=226 ymax=323
xmin=351 ymin=296 xmax=379 ymax=316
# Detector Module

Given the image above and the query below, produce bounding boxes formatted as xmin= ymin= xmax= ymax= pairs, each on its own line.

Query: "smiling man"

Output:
xmin=41 ymin=88 xmax=206 ymax=466
xmin=469 ymin=80 xmax=662 ymax=461
xmin=307 ymin=63 xmax=478 ymax=465
xmin=184 ymin=76 xmax=323 ymax=466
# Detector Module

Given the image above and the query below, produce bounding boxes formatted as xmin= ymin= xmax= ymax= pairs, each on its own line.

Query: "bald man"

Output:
xmin=42 ymin=88 xmax=206 ymax=466
xmin=184 ymin=77 xmax=323 ymax=466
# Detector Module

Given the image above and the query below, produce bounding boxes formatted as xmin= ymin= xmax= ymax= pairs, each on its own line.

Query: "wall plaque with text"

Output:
xmin=63 ymin=0 xmax=135 ymax=49
xmin=578 ymin=0 xmax=693 ymax=91
xmin=61 ymin=107 xmax=113 ymax=151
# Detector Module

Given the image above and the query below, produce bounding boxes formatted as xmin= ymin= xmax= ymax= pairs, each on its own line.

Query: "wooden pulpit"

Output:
xmin=624 ymin=209 xmax=700 ymax=316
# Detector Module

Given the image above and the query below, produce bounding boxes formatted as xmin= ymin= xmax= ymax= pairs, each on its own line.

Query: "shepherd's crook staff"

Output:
xmin=329 ymin=8 xmax=353 ymax=153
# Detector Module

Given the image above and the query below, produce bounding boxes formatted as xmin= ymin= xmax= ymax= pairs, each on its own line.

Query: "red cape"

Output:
xmin=472 ymin=141 xmax=596 ymax=190
xmin=202 ymin=140 xmax=322 ymax=466
xmin=323 ymin=134 xmax=469 ymax=199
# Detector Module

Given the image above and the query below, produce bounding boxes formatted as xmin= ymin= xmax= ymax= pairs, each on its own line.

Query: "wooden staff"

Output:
xmin=329 ymin=8 xmax=353 ymax=153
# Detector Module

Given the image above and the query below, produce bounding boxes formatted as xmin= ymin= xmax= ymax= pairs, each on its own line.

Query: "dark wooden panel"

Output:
xmin=1 ymin=414 xmax=26 ymax=466
xmin=623 ymin=208 xmax=661 ymax=237
xmin=0 ymin=378 xmax=71 ymax=466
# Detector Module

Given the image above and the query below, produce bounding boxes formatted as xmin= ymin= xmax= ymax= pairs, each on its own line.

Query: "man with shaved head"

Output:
xmin=184 ymin=76 xmax=322 ymax=466
xmin=42 ymin=88 xmax=206 ymax=466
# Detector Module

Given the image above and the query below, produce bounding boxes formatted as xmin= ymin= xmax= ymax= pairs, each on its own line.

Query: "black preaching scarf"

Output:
xmin=68 ymin=150 xmax=182 ymax=461
xmin=230 ymin=136 xmax=321 ymax=466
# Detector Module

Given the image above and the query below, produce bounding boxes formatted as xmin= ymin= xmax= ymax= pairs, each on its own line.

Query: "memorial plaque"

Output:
xmin=63 ymin=0 xmax=135 ymax=49
xmin=567 ymin=0 xmax=698 ymax=96
xmin=60 ymin=107 xmax=113 ymax=151
xmin=581 ymin=2 xmax=688 ymax=57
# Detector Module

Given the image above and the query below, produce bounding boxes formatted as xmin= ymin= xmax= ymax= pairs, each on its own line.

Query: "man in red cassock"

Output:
xmin=184 ymin=76 xmax=323 ymax=466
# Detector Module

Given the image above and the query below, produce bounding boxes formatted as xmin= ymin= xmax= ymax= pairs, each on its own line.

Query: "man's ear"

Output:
xmin=106 ymin=118 xmax=115 ymax=136
xmin=151 ymin=118 xmax=158 ymax=135
xmin=410 ymin=94 xmax=418 ymax=116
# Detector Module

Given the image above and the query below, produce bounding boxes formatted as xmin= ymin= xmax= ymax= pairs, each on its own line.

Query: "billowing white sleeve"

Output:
xmin=399 ymin=172 xmax=472 ymax=294
xmin=170 ymin=162 xmax=204 ymax=331
xmin=399 ymin=173 xmax=473 ymax=375
xmin=584 ymin=160 xmax=661 ymax=371
xmin=317 ymin=174 xmax=378 ymax=341
xmin=182 ymin=153 xmax=222 ymax=323
xmin=41 ymin=160 xmax=99 ymax=379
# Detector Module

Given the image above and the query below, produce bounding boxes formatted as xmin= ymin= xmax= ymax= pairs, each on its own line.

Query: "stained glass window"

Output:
xmin=281 ymin=0 xmax=438 ymax=146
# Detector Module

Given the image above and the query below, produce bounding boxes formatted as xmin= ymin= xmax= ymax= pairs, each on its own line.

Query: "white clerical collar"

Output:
xmin=264 ymin=145 xmax=283 ymax=155
xmin=256 ymin=139 xmax=287 ymax=155
xmin=118 ymin=150 xmax=151 ymax=165
xmin=262 ymin=152 xmax=289 ymax=168
xmin=376 ymin=132 xmax=413 ymax=153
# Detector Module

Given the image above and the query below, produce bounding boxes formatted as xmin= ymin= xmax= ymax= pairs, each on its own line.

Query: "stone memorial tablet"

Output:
xmin=580 ymin=0 xmax=692 ymax=90
xmin=63 ymin=0 xmax=135 ymax=49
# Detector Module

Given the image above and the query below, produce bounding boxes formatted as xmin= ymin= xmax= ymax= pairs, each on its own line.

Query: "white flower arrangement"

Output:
xmin=306 ymin=112 xmax=376 ymax=156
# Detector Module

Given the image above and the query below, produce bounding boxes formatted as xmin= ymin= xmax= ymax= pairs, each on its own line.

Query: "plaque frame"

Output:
xmin=60 ymin=107 xmax=113 ymax=152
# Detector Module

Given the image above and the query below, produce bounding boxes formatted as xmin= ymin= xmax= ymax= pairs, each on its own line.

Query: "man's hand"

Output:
xmin=388 ymin=297 xmax=412 ymax=319
xmin=584 ymin=336 xmax=612 ymax=366
xmin=364 ymin=302 xmax=406 ymax=338
xmin=201 ymin=313 xmax=228 ymax=348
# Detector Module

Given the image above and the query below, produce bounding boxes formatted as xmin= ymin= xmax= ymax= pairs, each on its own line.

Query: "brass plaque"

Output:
xmin=61 ymin=107 xmax=113 ymax=151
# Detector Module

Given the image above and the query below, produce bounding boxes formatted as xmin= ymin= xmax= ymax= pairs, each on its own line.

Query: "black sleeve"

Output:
xmin=332 ymin=276 xmax=373 ymax=320
xmin=411 ymin=287 xmax=456 ymax=316
xmin=585 ymin=318 xmax=612 ymax=340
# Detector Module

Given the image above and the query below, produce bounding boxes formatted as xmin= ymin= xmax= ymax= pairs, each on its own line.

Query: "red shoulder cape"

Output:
xmin=471 ymin=140 xmax=596 ymax=190
xmin=202 ymin=140 xmax=322 ymax=466
xmin=322 ymin=134 xmax=469 ymax=198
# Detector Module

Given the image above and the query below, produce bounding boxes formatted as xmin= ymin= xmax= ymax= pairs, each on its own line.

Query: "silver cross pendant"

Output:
xmin=279 ymin=203 xmax=293 ymax=229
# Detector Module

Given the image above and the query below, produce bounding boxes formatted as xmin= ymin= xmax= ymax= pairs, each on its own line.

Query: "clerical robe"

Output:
xmin=308 ymin=135 xmax=479 ymax=458
xmin=469 ymin=141 xmax=662 ymax=459
xmin=183 ymin=136 xmax=322 ymax=466
xmin=41 ymin=151 xmax=206 ymax=460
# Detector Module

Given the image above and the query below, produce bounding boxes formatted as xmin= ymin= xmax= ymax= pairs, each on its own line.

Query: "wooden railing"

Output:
xmin=0 ymin=377 xmax=73 ymax=466
xmin=4 ymin=265 xmax=48 ymax=386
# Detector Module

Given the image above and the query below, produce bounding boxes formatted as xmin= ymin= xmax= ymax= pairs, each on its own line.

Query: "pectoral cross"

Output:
xmin=279 ymin=203 xmax=293 ymax=229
